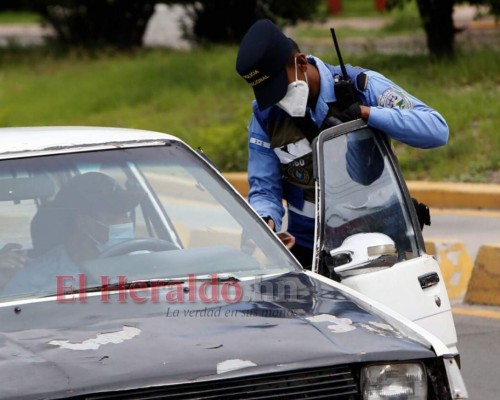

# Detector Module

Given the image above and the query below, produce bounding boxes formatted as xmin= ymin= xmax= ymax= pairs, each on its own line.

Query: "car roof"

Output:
xmin=0 ymin=126 xmax=179 ymax=159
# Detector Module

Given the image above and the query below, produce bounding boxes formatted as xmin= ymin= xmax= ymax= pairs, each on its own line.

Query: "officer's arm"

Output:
xmin=359 ymin=71 xmax=449 ymax=149
xmin=247 ymin=116 xmax=285 ymax=231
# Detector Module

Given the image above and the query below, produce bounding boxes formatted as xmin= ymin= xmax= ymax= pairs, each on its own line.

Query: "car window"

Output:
xmin=321 ymin=128 xmax=419 ymax=260
xmin=0 ymin=144 xmax=298 ymax=301
xmin=0 ymin=179 xmax=40 ymax=248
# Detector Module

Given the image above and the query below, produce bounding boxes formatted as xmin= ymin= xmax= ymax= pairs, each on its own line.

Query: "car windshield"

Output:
xmin=0 ymin=142 xmax=298 ymax=301
xmin=321 ymin=128 xmax=419 ymax=260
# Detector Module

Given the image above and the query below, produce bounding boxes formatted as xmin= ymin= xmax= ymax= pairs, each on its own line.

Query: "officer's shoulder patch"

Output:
xmin=378 ymin=87 xmax=414 ymax=110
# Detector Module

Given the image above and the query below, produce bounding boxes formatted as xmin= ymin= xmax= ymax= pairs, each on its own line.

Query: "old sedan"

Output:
xmin=0 ymin=126 xmax=467 ymax=399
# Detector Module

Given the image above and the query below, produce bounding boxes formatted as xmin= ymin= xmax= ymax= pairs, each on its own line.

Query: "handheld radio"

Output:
xmin=330 ymin=28 xmax=358 ymax=111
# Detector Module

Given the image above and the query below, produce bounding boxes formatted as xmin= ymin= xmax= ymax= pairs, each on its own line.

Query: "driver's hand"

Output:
xmin=0 ymin=243 xmax=29 ymax=269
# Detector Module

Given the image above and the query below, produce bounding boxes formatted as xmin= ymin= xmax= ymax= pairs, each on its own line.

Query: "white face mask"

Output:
xmin=98 ymin=222 xmax=134 ymax=252
xmin=88 ymin=219 xmax=134 ymax=253
xmin=277 ymin=57 xmax=309 ymax=117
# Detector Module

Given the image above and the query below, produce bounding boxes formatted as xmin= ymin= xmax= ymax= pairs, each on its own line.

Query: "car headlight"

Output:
xmin=361 ymin=362 xmax=427 ymax=400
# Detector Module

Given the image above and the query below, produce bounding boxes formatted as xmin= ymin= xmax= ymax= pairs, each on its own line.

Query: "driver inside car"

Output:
xmin=3 ymin=172 xmax=144 ymax=297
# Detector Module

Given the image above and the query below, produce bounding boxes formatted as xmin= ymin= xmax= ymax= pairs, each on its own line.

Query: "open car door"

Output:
xmin=312 ymin=120 xmax=458 ymax=353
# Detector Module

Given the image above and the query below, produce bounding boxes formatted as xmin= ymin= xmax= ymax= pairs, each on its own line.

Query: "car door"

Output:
xmin=312 ymin=120 xmax=458 ymax=352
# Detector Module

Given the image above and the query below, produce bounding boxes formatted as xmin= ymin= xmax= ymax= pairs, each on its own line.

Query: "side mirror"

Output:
xmin=329 ymin=232 xmax=398 ymax=274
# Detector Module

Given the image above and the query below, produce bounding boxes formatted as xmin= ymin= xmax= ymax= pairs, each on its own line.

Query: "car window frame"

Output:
xmin=312 ymin=119 xmax=426 ymax=274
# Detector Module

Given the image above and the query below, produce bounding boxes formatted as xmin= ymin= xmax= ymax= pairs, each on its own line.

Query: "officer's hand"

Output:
xmin=338 ymin=102 xmax=361 ymax=122
xmin=334 ymin=80 xmax=358 ymax=110
xmin=262 ymin=216 xmax=275 ymax=231
xmin=277 ymin=232 xmax=295 ymax=249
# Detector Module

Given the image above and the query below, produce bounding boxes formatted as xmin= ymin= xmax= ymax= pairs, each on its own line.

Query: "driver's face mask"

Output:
xmin=89 ymin=219 xmax=134 ymax=253
xmin=277 ymin=57 xmax=309 ymax=117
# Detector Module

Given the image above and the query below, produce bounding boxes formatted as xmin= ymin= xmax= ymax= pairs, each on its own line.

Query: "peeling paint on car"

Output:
xmin=360 ymin=321 xmax=404 ymax=337
xmin=306 ymin=314 xmax=356 ymax=333
xmin=217 ymin=359 xmax=257 ymax=374
xmin=49 ymin=326 xmax=141 ymax=351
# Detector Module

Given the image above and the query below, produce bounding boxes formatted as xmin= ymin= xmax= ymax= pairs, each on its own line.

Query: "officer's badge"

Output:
xmin=378 ymin=87 xmax=413 ymax=110
xmin=287 ymin=165 xmax=310 ymax=185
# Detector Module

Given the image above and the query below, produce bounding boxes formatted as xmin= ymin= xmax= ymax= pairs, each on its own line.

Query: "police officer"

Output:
xmin=235 ymin=19 xmax=448 ymax=269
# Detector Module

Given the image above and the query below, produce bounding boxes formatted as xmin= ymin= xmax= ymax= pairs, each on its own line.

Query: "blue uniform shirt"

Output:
xmin=247 ymin=56 xmax=448 ymax=249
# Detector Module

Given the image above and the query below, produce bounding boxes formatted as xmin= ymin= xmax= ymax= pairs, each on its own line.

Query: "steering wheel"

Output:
xmin=98 ymin=238 xmax=178 ymax=258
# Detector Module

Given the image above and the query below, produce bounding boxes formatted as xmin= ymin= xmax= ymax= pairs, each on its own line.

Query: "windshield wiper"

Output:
xmin=190 ymin=273 xmax=240 ymax=282
xmin=42 ymin=278 xmax=187 ymax=298
xmin=50 ymin=274 xmax=240 ymax=297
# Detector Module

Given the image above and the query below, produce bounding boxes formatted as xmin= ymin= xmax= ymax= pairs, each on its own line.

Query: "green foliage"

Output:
xmin=28 ymin=0 xmax=156 ymax=48
xmin=0 ymin=46 xmax=498 ymax=181
xmin=382 ymin=11 xmax=422 ymax=33
xmin=387 ymin=0 xmax=500 ymax=58
xmin=462 ymin=0 xmax=500 ymax=14
xmin=294 ymin=3 xmax=422 ymax=42
xmin=0 ymin=11 xmax=39 ymax=24
xmin=174 ymin=0 xmax=322 ymax=44
xmin=0 ymin=46 xmax=253 ymax=171
xmin=387 ymin=0 xmax=414 ymax=11
xmin=336 ymin=0 xmax=381 ymax=17
xmin=11 ymin=0 xmax=321 ymax=47
xmin=388 ymin=0 xmax=500 ymax=16
xmin=350 ymin=50 xmax=499 ymax=182
xmin=0 ymin=0 xmax=33 ymax=11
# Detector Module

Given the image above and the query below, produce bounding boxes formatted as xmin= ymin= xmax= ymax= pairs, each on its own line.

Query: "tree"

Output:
xmin=417 ymin=0 xmax=455 ymax=58
xmin=22 ymin=0 xmax=321 ymax=48
xmin=30 ymin=0 xmax=156 ymax=48
xmin=173 ymin=0 xmax=322 ymax=44
xmin=388 ymin=0 xmax=499 ymax=58
xmin=0 ymin=0 xmax=32 ymax=10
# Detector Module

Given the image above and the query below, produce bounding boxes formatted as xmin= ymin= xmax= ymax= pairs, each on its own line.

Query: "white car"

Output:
xmin=0 ymin=125 xmax=467 ymax=399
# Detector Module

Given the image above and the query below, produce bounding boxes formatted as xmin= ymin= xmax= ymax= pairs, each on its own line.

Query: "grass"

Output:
xmin=347 ymin=51 xmax=500 ymax=182
xmin=0 ymin=11 xmax=40 ymax=24
xmin=324 ymin=0 xmax=382 ymax=18
xmin=0 ymin=46 xmax=253 ymax=172
xmin=299 ymin=0 xmax=423 ymax=40
xmin=0 ymin=1 xmax=497 ymax=182
xmin=0 ymin=45 xmax=498 ymax=182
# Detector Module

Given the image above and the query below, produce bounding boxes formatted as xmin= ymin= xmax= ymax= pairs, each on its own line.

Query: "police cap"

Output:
xmin=236 ymin=19 xmax=293 ymax=110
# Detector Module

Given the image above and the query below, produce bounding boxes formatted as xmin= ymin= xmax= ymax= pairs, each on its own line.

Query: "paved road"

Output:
xmin=453 ymin=306 xmax=500 ymax=399
xmin=427 ymin=208 xmax=500 ymax=399
xmin=0 ymin=23 xmax=51 ymax=46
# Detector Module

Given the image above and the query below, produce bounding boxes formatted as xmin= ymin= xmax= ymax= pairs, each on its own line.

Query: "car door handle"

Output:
xmin=418 ymin=272 xmax=440 ymax=289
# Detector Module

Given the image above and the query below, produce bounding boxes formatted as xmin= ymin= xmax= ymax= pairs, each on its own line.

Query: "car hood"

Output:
xmin=0 ymin=272 xmax=434 ymax=399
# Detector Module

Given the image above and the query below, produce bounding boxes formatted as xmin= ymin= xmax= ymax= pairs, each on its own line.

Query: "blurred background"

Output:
xmin=0 ymin=0 xmax=498 ymax=182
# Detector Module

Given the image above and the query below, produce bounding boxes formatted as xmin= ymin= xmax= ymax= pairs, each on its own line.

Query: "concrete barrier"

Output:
xmin=464 ymin=244 xmax=500 ymax=306
xmin=424 ymin=238 xmax=473 ymax=300
xmin=223 ymin=172 xmax=249 ymax=198
xmin=222 ymin=173 xmax=500 ymax=211
xmin=406 ymin=181 xmax=500 ymax=210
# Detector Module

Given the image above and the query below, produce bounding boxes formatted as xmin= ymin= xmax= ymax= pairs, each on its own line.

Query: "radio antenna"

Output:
xmin=330 ymin=28 xmax=348 ymax=81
